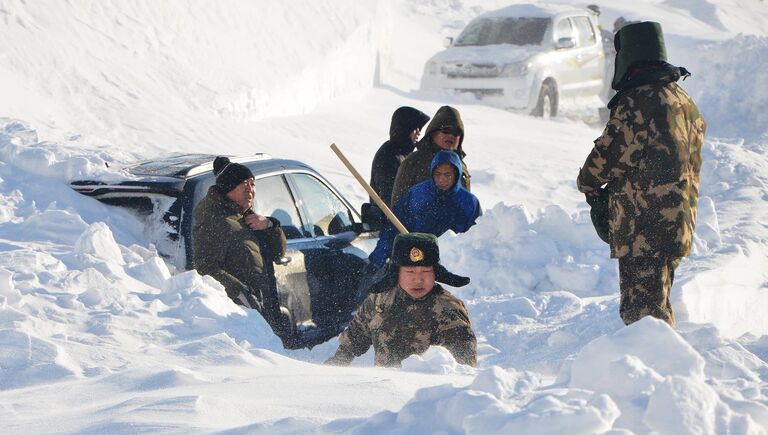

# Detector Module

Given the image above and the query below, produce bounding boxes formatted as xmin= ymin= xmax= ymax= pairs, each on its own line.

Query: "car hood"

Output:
xmin=429 ymin=44 xmax=542 ymax=67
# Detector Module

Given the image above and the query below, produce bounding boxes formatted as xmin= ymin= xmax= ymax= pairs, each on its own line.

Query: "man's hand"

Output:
xmin=244 ymin=213 xmax=273 ymax=231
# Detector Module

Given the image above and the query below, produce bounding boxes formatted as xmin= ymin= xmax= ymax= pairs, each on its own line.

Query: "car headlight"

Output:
xmin=501 ymin=61 xmax=529 ymax=77
xmin=425 ymin=61 xmax=439 ymax=75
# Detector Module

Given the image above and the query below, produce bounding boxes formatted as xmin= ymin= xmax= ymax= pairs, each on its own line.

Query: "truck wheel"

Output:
xmin=532 ymin=82 xmax=557 ymax=118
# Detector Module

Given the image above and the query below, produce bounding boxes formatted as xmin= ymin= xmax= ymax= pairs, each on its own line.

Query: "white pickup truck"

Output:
xmin=420 ymin=4 xmax=605 ymax=118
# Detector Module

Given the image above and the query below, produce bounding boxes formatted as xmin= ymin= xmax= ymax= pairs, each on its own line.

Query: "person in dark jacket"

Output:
xmin=369 ymin=150 xmax=481 ymax=267
xmin=364 ymin=107 xmax=430 ymax=230
xmin=370 ymin=107 xmax=430 ymax=207
xmin=390 ymin=105 xmax=470 ymax=205
xmin=192 ymin=156 xmax=292 ymax=340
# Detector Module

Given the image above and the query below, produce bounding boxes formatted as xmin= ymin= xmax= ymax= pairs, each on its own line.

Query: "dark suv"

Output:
xmin=71 ymin=153 xmax=377 ymax=348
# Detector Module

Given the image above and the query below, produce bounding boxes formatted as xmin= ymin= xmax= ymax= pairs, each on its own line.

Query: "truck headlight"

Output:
xmin=501 ymin=61 xmax=529 ymax=77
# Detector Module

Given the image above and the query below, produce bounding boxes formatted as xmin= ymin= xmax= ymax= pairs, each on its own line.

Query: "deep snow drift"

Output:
xmin=1 ymin=0 xmax=767 ymax=433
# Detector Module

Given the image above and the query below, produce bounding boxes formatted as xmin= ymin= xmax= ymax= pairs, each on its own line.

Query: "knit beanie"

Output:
xmin=213 ymin=156 xmax=254 ymax=193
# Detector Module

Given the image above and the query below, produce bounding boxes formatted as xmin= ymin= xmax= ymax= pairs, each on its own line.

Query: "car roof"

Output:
xmin=126 ymin=153 xmax=312 ymax=179
xmin=480 ymin=4 xmax=589 ymax=20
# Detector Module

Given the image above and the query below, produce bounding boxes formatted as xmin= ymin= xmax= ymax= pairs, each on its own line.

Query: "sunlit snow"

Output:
xmin=1 ymin=0 xmax=767 ymax=433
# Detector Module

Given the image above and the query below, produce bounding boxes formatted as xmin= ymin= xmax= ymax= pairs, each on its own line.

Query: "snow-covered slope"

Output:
xmin=1 ymin=0 xmax=767 ymax=433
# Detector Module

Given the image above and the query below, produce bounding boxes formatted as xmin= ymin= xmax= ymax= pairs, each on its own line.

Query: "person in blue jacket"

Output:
xmin=369 ymin=150 xmax=482 ymax=268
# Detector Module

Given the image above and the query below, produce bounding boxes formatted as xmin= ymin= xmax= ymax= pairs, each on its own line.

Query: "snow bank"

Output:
xmin=683 ymin=35 xmax=768 ymax=141
xmin=1 ymin=1 xmax=768 ymax=432
xmin=0 ymin=330 xmax=79 ymax=390
xmin=440 ymin=202 xmax=613 ymax=300
xmin=0 ymin=121 xmax=289 ymax=395
xmin=557 ymin=318 xmax=768 ymax=433
xmin=677 ymin=243 xmax=768 ymax=338
xmin=401 ymin=346 xmax=477 ymax=375
xmin=330 ymin=318 xmax=767 ymax=434
xmin=0 ymin=1 xmax=395 ymax=149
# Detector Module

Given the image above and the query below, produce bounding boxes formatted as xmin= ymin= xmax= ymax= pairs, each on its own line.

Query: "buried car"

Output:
xmin=420 ymin=4 xmax=605 ymax=118
xmin=71 ymin=153 xmax=377 ymax=349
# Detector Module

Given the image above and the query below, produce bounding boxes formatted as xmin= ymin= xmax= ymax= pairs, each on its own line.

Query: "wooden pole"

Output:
xmin=330 ymin=143 xmax=409 ymax=234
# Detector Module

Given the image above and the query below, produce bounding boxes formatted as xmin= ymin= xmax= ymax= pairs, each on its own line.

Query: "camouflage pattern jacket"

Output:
xmin=192 ymin=186 xmax=286 ymax=307
xmin=328 ymin=284 xmax=477 ymax=367
xmin=577 ymin=71 xmax=706 ymax=258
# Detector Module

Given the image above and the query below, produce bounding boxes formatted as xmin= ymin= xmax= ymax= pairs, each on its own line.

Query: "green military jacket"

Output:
xmin=192 ymin=186 xmax=286 ymax=306
xmin=390 ymin=106 xmax=470 ymax=204
xmin=329 ymin=284 xmax=477 ymax=367
xmin=577 ymin=76 xmax=706 ymax=258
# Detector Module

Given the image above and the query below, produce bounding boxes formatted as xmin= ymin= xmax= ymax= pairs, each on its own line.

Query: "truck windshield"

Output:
xmin=455 ymin=17 xmax=550 ymax=46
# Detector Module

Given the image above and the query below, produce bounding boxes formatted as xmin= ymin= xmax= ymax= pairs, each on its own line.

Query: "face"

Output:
xmin=398 ymin=265 xmax=436 ymax=299
xmin=409 ymin=128 xmax=421 ymax=144
xmin=226 ymin=177 xmax=256 ymax=211
xmin=431 ymin=127 xmax=461 ymax=151
xmin=432 ymin=162 xmax=457 ymax=191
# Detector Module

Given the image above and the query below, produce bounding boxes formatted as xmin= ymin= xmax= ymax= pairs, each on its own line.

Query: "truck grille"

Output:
xmin=457 ymin=88 xmax=504 ymax=97
xmin=444 ymin=63 xmax=500 ymax=78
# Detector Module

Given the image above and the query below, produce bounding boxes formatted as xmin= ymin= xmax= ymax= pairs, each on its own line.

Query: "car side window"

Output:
xmin=572 ymin=16 xmax=596 ymax=47
xmin=553 ymin=18 xmax=574 ymax=42
xmin=253 ymin=175 xmax=306 ymax=240
xmin=191 ymin=171 xmax=307 ymax=240
xmin=291 ymin=173 xmax=354 ymax=237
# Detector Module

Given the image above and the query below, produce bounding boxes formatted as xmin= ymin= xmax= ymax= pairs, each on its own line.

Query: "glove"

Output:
xmin=585 ymin=188 xmax=610 ymax=244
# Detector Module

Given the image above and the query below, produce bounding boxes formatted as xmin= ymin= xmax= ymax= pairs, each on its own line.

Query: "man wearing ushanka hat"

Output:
xmin=577 ymin=22 xmax=706 ymax=326
xmin=326 ymin=233 xmax=477 ymax=367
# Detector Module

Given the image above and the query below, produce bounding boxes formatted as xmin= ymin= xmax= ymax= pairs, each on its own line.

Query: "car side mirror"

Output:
xmin=443 ymin=36 xmax=454 ymax=48
xmin=556 ymin=37 xmax=576 ymax=49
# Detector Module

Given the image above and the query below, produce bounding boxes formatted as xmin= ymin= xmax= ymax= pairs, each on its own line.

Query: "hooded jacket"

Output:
xmin=390 ymin=106 xmax=471 ymax=204
xmin=370 ymin=150 xmax=481 ymax=267
xmin=369 ymin=107 xmax=430 ymax=208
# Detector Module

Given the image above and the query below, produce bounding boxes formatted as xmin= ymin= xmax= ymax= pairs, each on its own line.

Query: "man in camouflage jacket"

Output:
xmin=390 ymin=105 xmax=471 ymax=205
xmin=577 ymin=22 xmax=706 ymax=326
xmin=326 ymin=233 xmax=477 ymax=367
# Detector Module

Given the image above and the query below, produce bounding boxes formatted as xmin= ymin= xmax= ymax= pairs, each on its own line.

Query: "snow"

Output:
xmin=1 ymin=0 xmax=767 ymax=433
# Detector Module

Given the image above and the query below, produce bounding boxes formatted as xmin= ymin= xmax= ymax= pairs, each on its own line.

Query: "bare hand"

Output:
xmin=244 ymin=213 xmax=272 ymax=231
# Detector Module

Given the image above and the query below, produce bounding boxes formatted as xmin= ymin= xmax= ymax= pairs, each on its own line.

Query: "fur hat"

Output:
xmin=366 ymin=233 xmax=470 ymax=293
xmin=612 ymin=21 xmax=667 ymax=90
xmin=213 ymin=156 xmax=254 ymax=193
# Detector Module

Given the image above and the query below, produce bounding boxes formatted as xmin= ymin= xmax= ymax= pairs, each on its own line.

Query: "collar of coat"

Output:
xmin=608 ymin=61 xmax=690 ymax=109
xmin=416 ymin=139 xmax=467 ymax=159
xmin=374 ymin=284 xmax=443 ymax=311
xmin=391 ymin=137 xmax=416 ymax=156
xmin=208 ymin=185 xmax=246 ymax=216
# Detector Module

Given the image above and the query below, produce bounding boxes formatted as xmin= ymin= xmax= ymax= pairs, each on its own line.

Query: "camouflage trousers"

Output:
xmin=618 ymin=256 xmax=682 ymax=326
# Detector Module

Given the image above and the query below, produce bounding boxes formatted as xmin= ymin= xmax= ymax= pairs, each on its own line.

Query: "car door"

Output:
xmin=250 ymin=173 xmax=315 ymax=328
xmin=570 ymin=15 xmax=604 ymax=93
xmin=550 ymin=16 xmax=581 ymax=92
xmin=286 ymin=171 xmax=371 ymax=329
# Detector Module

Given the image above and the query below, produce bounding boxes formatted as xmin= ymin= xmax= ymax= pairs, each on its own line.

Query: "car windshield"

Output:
xmin=455 ymin=17 xmax=550 ymax=46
